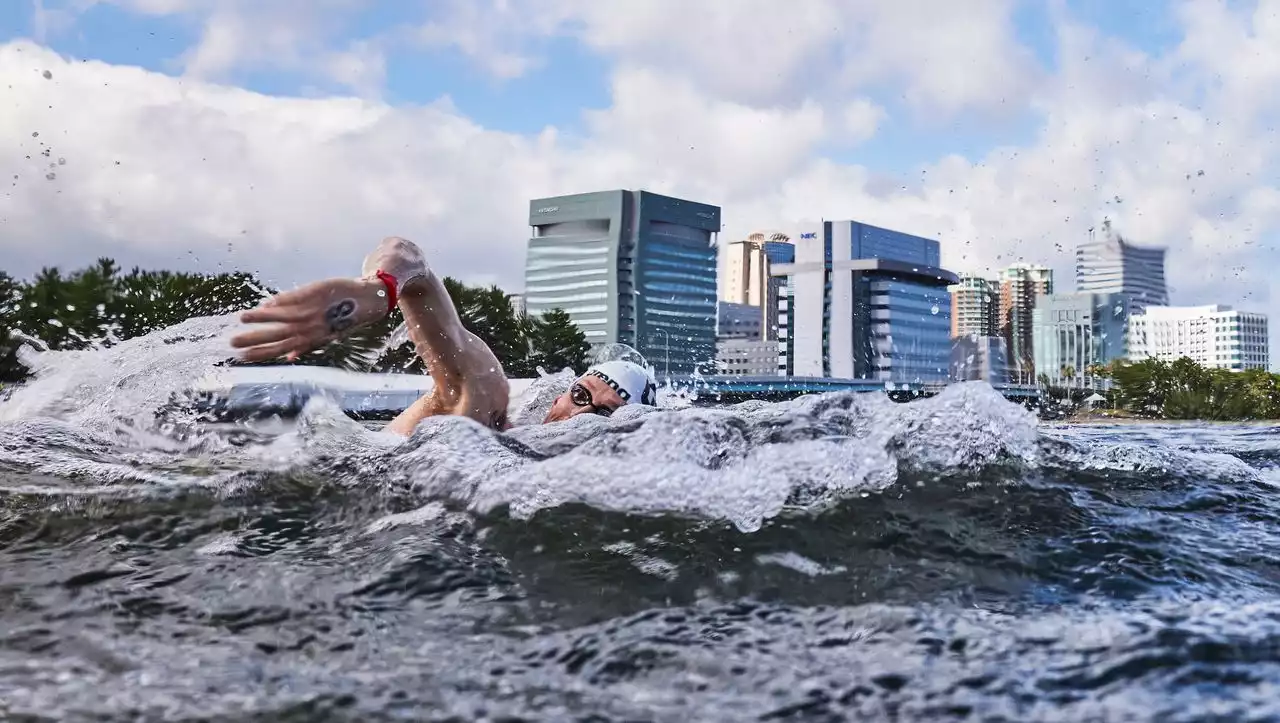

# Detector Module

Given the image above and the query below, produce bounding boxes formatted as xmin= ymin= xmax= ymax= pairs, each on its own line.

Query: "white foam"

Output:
xmin=756 ymin=552 xmax=847 ymax=577
xmin=5 ymin=315 xmax=1273 ymax=538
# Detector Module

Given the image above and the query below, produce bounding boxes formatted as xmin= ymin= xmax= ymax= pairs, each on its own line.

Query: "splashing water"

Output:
xmin=0 ymin=315 xmax=241 ymax=437
xmin=2 ymin=318 xmax=1280 ymax=720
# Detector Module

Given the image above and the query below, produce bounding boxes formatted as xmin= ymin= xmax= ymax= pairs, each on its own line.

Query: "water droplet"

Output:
xmin=930 ymin=304 xmax=939 ymax=315
xmin=57 ymin=157 xmax=66 ymax=165
xmin=42 ymin=70 xmax=52 ymax=79
xmin=31 ymin=131 xmax=39 ymax=138
xmin=45 ymin=172 xmax=56 ymax=181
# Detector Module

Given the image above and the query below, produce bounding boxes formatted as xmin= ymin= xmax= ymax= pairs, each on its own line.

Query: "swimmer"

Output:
xmin=229 ymin=236 xmax=657 ymax=435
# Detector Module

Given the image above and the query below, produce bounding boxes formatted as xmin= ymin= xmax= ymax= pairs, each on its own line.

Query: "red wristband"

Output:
xmin=374 ymin=269 xmax=398 ymax=315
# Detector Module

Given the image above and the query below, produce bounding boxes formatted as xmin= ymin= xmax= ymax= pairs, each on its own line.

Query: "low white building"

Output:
xmin=715 ymin=338 xmax=780 ymax=376
xmin=1128 ymin=305 xmax=1269 ymax=371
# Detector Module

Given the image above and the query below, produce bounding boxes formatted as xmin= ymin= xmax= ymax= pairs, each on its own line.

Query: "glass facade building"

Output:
xmin=524 ymin=190 xmax=720 ymax=376
xmin=1076 ymin=221 xmax=1168 ymax=312
xmin=1032 ymin=292 xmax=1133 ymax=387
xmin=773 ymin=220 xmax=958 ymax=382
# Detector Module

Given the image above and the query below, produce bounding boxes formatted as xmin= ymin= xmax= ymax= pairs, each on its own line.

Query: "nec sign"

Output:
xmin=799 ymin=232 xmax=818 ymax=239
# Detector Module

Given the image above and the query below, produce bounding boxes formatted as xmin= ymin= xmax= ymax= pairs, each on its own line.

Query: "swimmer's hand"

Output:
xmin=230 ymin=277 xmax=390 ymax=362
xmin=360 ymin=236 xmax=430 ymax=297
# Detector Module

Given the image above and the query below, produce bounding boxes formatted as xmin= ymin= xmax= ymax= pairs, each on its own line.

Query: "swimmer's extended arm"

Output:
xmin=230 ymin=237 xmax=509 ymax=435
xmin=360 ymin=238 xmax=508 ymax=435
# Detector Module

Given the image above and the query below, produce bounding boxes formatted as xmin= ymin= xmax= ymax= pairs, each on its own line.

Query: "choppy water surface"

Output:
xmin=3 ymin=317 xmax=1280 ymax=722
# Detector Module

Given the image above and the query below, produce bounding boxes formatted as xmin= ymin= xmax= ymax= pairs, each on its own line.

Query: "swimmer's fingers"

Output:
xmin=252 ymin=279 xmax=342 ymax=309
xmin=235 ymin=335 xmax=312 ymax=363
xmin=230 ymin=324 xmax=297 ymax=350
xmin=239 ymin=304 xmax=315 ymax=324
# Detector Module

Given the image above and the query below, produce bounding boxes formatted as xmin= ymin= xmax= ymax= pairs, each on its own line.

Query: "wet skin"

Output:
xmin=543 ymin=375 xmax=626 ymax=423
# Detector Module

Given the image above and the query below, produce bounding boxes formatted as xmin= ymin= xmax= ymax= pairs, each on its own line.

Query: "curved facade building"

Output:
xmin=1076 ymin=221 xmax=1168 ymax=311
xmin=525 ymin=190 xmax=720 ymax=376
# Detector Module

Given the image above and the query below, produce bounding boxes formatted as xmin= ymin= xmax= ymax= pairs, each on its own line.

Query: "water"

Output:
xmin=3 ymin=316 xmax=1280 ymax=721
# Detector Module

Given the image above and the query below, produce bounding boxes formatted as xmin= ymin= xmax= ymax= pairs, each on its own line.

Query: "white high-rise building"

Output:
xmin=719 ymin=232 xmax=792 ymax=307
xmin=719 ymin=238 xmax=766 ymax=306
xmin=949 ymin=275 xmax=999 ymax=338
xmin=1129 ymin=305 xmax=1270 ymax=371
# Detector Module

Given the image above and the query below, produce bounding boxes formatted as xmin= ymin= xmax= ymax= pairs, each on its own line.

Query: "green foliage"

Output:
xmin=523 ymin=307 xmax=591 ymax=375
xmin=442 ymin=278 xmax=531 ymax=376
xmin=0 ymin=259 xmax=269 ymax=382
xmin=0 ymin=259 xmax=589 ymax=383
xmin=1109 ymin=357 xmax=1280 ymax=420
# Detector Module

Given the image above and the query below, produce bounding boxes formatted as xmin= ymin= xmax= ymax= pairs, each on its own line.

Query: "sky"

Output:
xmin=1 ymin=0 xmax=1278 ymax=358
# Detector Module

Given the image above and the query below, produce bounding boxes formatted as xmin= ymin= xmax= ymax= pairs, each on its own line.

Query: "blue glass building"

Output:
xmin=525 ymin=190 xmax=720 ymax=376
xmin=1032 ymin=292 xmax=1133 ymax=388
xmin=772 ymin=220 xmax=958 ymax=382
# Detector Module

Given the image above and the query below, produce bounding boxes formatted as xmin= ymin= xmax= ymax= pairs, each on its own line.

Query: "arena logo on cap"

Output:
xmin=584 ymin=369 xmax=632 ymax=401
xmin=583 ymin=369 xmax=658 ymax=406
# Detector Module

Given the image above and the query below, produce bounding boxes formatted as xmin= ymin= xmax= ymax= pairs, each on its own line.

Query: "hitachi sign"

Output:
xmin=534 ymin=206 xmax=559 ymax=214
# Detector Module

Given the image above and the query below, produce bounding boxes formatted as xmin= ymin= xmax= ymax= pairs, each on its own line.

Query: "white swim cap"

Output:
xmin=580 ymin=360 xmax=658 ymax=407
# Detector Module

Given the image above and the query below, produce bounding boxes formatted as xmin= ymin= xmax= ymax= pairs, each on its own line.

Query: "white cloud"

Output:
xmin=413 ymin=0 xmax=1040 ymax=117
xmin=0 ymin=40 xmax=555 ymax=288
xmin=2 ymin=1 xmax=1279 ymax=361
xmin=33 ymin=0 xmax=386 ymax=93
xmin=838 ymin=100 xmax=885 ymax=146
xmin=580 ymin=66 xmax=834 ymax=200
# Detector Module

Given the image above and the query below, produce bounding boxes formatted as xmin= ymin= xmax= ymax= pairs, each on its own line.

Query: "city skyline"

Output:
xmin=514 ymin=184 xmax=1270 ymax=382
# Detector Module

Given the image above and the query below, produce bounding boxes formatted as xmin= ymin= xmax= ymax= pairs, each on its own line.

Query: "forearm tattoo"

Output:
xmin=325 ymin=298 xmax=358 ymax=334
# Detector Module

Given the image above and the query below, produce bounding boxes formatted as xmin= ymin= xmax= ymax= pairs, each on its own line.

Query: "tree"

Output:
xmin=0 ymin=260 xmax=272 ymax=383
xmin=524 ymin=307 xmax=590 ymax=375
xmin=1108 ymin=356 xmax=1280 ymax=421
xmin=0 ymin=271 xmax=21 ymax=379
xmin=440 ymin=278 xmax=528 ymax=375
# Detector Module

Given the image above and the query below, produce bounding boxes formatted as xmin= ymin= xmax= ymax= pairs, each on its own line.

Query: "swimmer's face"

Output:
xmin=543 ymin=375 xmax=626 ymax=423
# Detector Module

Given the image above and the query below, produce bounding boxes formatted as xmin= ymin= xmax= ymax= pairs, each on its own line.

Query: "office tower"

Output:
xmin=949 ymin=274 xmax=1000 ymax=338
xmin=1129 ymin=305 xmax=1270 ymax=371
xmin=524 ymin=190 xmax=720 ymax=376
xmin=1032 ymin=292 xmax=1134 ymax=387
xmin=720 ymin=231 xmax=793 ymax=306
xmin=719 ymin=239 xmax=763 ymax=306
xmin=716 ymin=301 xmax=763 ymax=340
xmin=773 ymin=220 xmax=957 ymax=382
xmin=999 ymin=263 xmax=1054 ymax=381
xmin=719 ymin=231 xmax=794 ymax=346
xmin=1076 ymin=219 xmax=1168 ymax=311
xmin=714 ymin=300 xmax=777 ymax=376
xmin=760 ymin=236 xmax=795 ymax=344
